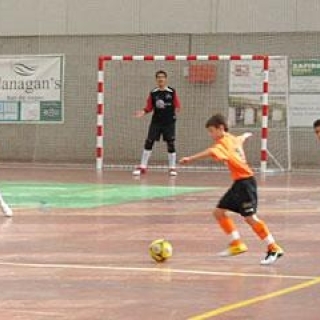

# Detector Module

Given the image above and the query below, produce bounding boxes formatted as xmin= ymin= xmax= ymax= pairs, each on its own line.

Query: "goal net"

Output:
xmin=97 ymin=55 xmax=290 ymax=173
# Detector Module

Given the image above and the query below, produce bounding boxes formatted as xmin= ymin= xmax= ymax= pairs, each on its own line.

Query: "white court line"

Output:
xmin=0 ymin=261 xmax=315 ymax=281
xmin=260 ymin=187 xmax=320 ymax=192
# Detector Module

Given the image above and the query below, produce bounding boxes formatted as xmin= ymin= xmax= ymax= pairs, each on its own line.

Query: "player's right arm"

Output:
xmin=134 ymin=94 xmax=153 ymax=118
xmin=179 ymin=149 xmax=212 ymax=164
xmin=180 ymin=143 xmax=229 ymax=164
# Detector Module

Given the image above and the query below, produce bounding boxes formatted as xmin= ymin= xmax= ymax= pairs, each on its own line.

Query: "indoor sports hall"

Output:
xmin=0 ymin=1 xmax=320 ymax=319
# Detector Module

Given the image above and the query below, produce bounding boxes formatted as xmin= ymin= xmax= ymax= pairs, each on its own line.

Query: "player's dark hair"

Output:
xmin=205 ymin=114 xmax=229 ymax=132
xmin=155 ymin=70 xmax=167 ymax=78
xmin=313 ymin=119 xmax=320 ymax=128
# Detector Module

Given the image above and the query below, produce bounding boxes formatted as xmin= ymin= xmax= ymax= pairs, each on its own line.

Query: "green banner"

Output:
xmin=40 ymin=101 xmax=62 ymax=121
xmin=292 ymin=60 xmax=320 ymax=76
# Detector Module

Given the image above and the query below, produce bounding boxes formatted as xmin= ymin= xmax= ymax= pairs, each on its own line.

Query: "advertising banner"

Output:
xmin=0 ymin=55 xmax=64 ymax=122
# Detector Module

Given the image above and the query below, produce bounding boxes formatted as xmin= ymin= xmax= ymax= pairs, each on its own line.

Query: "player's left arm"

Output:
xmin=173 ymin=91 xmax=181 ymax=113
xmin=237 ymin=132 xmax=253 ymax=144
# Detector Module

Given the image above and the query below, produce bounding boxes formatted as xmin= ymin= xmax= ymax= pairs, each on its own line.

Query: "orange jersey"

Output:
xmin=208 ymin=133 xmax=253 ymax=180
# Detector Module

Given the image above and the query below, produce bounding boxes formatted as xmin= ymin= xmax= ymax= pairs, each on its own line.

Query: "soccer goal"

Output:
xmin=96 ymin=55 xmax=290 ymax=173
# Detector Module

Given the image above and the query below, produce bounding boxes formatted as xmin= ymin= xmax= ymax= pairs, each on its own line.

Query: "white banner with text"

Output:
xmin=0 ymin=55 xmax=64 ymax=122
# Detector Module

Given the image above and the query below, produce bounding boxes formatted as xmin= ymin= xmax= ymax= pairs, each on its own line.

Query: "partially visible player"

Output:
xmin=133 ymin=70 xmax=181 ymax=177
xmin=0 ymin=192 xmax=12 ymax=217
xmin=313 ymin=119 xmax=320 ymax=140
xmin=179 ymin=113 xmax=284 ymax=265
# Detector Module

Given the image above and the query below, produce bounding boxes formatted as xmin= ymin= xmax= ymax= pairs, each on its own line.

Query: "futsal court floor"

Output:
xmin=0 ymin=164 xmax=319 ymax=320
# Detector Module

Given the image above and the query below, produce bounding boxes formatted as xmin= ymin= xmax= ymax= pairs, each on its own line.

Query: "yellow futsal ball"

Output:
xmin=149 ymin=239 xmax=173 ymax=262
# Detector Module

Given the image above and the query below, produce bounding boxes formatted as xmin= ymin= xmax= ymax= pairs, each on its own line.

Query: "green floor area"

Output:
xmin=0 ymin=182 xmax=210 ymax=209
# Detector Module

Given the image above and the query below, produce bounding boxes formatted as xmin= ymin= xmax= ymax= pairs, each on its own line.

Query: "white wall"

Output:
xmin=0 ymin=0 xmax=320 ymax=36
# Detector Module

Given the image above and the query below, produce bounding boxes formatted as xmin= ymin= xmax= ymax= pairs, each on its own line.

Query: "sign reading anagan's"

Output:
xmin=0 ymin=55 xmax=64 ymax=122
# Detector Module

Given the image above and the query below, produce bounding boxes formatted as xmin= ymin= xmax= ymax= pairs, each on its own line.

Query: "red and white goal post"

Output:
xmin=96 ymin=54 xmax=289 ymax=173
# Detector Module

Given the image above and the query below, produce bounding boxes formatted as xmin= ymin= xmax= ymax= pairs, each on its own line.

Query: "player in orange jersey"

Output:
xmin=179 ymin=113 xmax=284 ymax=265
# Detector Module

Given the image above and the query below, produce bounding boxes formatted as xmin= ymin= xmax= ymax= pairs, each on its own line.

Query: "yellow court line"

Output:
xmin=0 ymin=260 xmax=319 ymax=319
xmin=188 ymin=276 xmax=320 ymax=320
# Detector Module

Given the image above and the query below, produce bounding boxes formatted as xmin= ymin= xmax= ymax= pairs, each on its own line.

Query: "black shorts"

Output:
xmin=147 ymin=122 xmax=175 ymax=142
xmin=217 ymin=177 xmax=257 ymax=217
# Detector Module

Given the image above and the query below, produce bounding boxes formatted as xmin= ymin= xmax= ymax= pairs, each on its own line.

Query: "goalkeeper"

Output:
xmin=133 ymin=70 xmax=181 ymax=176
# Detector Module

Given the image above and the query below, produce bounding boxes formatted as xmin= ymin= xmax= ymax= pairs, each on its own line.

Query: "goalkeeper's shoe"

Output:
xmin=168 ymin=168 xmax=178 ymax=177
xmin=132 ymin=167 xmax=147 ymax=176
